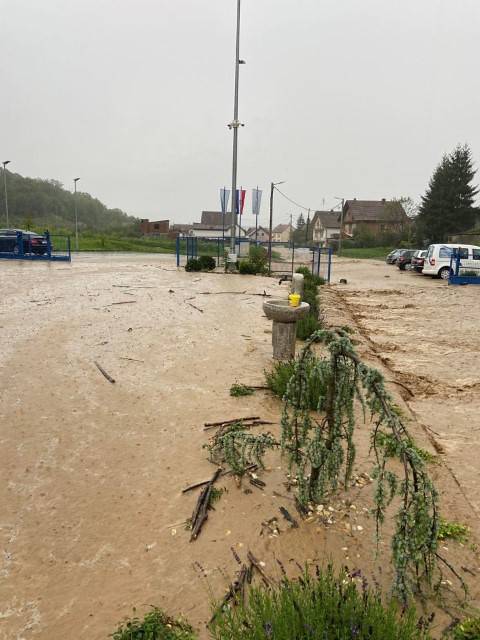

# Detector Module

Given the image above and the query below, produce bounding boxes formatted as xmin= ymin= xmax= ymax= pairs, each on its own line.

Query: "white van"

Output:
xmin=423 ymin=243 xmax=480 ymax=279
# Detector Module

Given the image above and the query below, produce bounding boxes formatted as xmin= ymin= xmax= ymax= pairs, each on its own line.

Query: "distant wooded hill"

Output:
xmin=0 ymin=170 xmax=139 ymax=233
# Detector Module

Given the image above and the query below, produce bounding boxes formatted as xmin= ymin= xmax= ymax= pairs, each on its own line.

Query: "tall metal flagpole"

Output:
xmin=229 ymin=0 xmax=242 ymax=259
xmin=255 ymin=185 xmax=258 ymax=242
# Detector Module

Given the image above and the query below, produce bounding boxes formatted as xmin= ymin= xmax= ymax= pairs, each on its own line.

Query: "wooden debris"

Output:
xmin=204 ymin=418 xmax=273 ymax=432
xmin=186 ymin=301 xmax=204 ymax=313
xmin=182 ymin=465 xmax=257 ymax=494
xmin=119 ymin=357 xmax=144 ymax=363
xmin=294 ymin=496 xmax=309 ymax=520
xmin=260 ymin=517 xmax=280 ymax=537
xmin=247 ymin=550 xmax=276 ymax=587
xmin=94 ymin=361 xmax=116 ymax=384
xmin=204 ymin=416 xmax=260 ymax=428
xmin=209 ymin=563 xmax=251 ymax=624
xmin=231 ymin=546 xmax=242 ymax=566
xmin=249 ymin=476 xmax=266 ymax=490
xmin=190 ymin=468 xmax=222 ymax=541
xmin=279 ymin=506 xmax=299 ymax=528
xmin=109 ymin=300 xmax=137 ymax=305
xmin=198 ymin=291 xmax=271 ymax=297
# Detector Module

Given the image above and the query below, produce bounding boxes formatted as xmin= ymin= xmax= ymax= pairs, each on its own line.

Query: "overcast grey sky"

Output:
xmin=1 ymin=0 xmax=479 ymax=227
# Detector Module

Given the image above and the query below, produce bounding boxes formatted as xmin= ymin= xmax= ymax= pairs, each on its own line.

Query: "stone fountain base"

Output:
xmin=263 ymin=299 xmax=310 ymax=360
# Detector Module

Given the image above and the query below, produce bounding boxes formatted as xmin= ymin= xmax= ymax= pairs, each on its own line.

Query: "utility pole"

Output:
xmin=337 ymin=197 xmax=345 ymax=255
xmin=289 ymin=213 xmax=293 ymax=244
xmin=74 ymin=177 xmax=80 ymax=251
xmin=2 ymin=160 xmax=11 ymax=226
xmin=267 ymin=180 xmax=285 ymax=273
xmin=228 ymin=0 xmax=244 ymax=262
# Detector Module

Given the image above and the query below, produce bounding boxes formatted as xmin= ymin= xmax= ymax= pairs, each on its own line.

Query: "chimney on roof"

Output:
xmin=381 ymin=198 xmax=386 ymax=203
xmin=353 ymin=198 xmax=357 ymax=201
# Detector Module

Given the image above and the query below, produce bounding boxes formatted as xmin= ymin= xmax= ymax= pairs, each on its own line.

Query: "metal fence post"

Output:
xmin=46 ymin=231 xmax=52 ymax=259
xmin=176 ymin=235 xmax=180 ymax=267
xmin=291 ymin=241 xmax=295 ymax=275
xmin=327 ymin=248 xmax=332 ymax=283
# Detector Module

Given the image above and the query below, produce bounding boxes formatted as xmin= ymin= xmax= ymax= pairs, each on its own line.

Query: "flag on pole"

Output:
xmin=220 ymin=188 xmax=230 ymax=214
xmin=252 ymin=188 xmax=262 ymax=216
xmin=236 ymin=189 xmax=246 ymax=215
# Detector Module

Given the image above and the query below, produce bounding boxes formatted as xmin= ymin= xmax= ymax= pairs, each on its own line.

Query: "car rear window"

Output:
xmin=472 ymin=249 xmax=480 ymax=260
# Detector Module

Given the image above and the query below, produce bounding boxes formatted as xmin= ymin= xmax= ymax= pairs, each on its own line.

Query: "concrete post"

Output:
xmin=272 ymin=320 xmax=297 ymax=360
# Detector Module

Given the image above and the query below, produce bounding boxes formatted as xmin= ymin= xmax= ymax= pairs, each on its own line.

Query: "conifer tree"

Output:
xmin=417 ymin=144 xmax=478 ymax=242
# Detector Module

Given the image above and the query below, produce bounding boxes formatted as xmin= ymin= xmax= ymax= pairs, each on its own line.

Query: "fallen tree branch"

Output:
xmin=279 ymin=506 xmax=299 ymax=529
xmin=186 ymin=301 xmax=204 ymax=313
xmin=182 ymin=464 xmax=257 ymax=493
xmin=247 ymin=550 xmax=276 ymax=587
xmin=204 ymin=416 xmax=260 ymax=429
xmin=109 ymin=300 xmax=137 ymax=305
xmin=190 ymin=468 xmax=222 ymax=541
xmin=94 ymin=361 xmax=116 ymax=384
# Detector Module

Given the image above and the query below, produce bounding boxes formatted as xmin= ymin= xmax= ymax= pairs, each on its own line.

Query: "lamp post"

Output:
xmin=228 ymin=0 xmax=245 ymax=262
xmin=2 ymin=160 xmax=11 ymax=226
xmin=74 ymin=177 xmax=80 ymax=251
xmin=334 ymin=196 xmax=345 ymax=255
xmin=267 ymin=180 xmax=285 ymax=273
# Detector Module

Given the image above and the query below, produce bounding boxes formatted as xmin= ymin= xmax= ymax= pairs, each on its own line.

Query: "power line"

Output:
xmin=273 ymin=186 xmax=317 ymax=213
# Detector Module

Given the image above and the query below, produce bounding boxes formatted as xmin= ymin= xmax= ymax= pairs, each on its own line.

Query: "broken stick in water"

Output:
xmin=94 ymin=361 xmax=116 ymax=384
xmin=190 ymin=467 xmax=223 ymax=541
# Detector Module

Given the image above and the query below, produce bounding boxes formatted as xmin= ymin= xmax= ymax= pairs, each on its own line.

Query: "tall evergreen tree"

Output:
xmin=417 ymin=144 xmax=478 ymax=242
xmin=296 ymin=213 xmax=305 ymax=229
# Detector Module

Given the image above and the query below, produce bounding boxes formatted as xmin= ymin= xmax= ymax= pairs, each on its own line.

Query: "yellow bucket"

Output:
xmin=289 ymin=293 xmax=301 ymax=307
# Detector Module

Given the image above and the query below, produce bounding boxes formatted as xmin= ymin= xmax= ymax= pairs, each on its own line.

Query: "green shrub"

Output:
xmin=452 ymin=617 xmax=480 ymax=640
xmin=210 ymin=566 xmax=430 ymax=640
xmin=185 ymin=258 xmax=201 ymax=272
xmin=239 ymin=260 xmax=257 ymax=274
xmin=230 ymin=383 xmax=255 ymax=397
xmin=265 ymin=358 xmax=327 ymax=411
xmin=296 ymin=314 xmax=322 ymax=340
xmin=198 ymin=255 xmax=216 ymax=271
xmin=111 ymin=607 xmax=196 ymax=640
xmin=249 ymin=245 xmax=268 ymax=273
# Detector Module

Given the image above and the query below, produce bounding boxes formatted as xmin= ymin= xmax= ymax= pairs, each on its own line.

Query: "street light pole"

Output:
xmin=228 ymin=0 xmax=244 ymax=260
xmin=74 ymin=177 xmax=80 ymax=251
xmin=334 ymin=196 xmax=345 ymax=255
xmin=267 ymin=180 xmax=285 ymax=273
xmin=2 ymin=160 xmax=11 ymax=226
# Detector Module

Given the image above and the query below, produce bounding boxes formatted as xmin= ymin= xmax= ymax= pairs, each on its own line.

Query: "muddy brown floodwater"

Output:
xmin=0 ymin=253 xmax=479 ymax=640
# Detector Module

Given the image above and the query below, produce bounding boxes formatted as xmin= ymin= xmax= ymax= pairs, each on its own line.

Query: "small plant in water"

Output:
xmin=451 ymin=616 xmax=480 ymax=640
xmin=230 ymin=383 xmax=255 ymax=397
xmin=205 ymin=423 xmax=278 ymax=476
xmin=111 ymin=607 xmax=196 ymax=640
xmin=438 ymin=518 xmax=469 ymax=543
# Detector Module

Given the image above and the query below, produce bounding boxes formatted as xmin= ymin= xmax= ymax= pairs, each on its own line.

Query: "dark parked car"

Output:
xmin=396 ymin=249 xmax=417 ymax=270
xmin=411 ymin=249 xmax=427 ymax=273
xmin=386 ymin=249 xmax=401 ymax=264
xmin=0 ymin=229 xmax=48 ymax=255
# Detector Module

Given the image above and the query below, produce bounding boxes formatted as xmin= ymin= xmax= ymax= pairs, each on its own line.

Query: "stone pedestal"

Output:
xmin=272 ymin=320 xmax=297 ymax=360
xmin=263 ymin=299 xmax=310 ymax=361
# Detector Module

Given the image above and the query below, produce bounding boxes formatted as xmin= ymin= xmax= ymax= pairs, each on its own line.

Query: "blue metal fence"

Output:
xmin=175 ymin=237 xmax=333 ymax=283
xmin=0 ymin=231 xmax=71 ymax=262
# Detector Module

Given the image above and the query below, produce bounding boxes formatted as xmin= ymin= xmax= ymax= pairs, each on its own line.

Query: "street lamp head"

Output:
xmin=3 ymin=160 xmax=11 ymax=167
xmin=74 ymin=177 xmax=80 ymax=182
xmin=273 ymin=180 xmax=286 ymax=187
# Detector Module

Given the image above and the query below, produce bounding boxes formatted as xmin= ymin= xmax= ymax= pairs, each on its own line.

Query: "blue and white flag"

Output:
xmin=220 ymin=188 xmax=230 ymax=214
xmin=252 ymin=188 xmax=262 ymax=216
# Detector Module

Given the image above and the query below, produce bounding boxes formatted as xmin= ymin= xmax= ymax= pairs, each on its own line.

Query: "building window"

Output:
xmin=154 ymin=223 xmax=160 ymax=230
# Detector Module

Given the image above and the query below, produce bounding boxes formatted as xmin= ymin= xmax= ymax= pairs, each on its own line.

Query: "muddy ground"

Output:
xmin=0 ymin=253 xmax=478 ymax=639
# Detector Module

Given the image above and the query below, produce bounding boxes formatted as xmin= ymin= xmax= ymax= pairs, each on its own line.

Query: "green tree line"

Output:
xmin=0 ymin=170 xmax=139 ymax=234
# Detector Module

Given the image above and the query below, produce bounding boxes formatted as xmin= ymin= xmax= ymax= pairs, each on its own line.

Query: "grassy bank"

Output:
xmin=339 ymin=246 xmax=394 ymax=260
xmin=75 ymin=234 xmax=177 ymax=253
